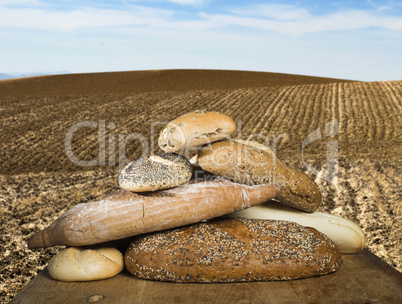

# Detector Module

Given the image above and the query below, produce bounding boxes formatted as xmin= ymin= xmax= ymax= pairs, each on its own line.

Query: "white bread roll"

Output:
xmin=158 ymin=109 xmax=236 ymax=153
xmin=48 ymin=247 xmax=124 ymax=281
xmin=228 ymin=203 xmax=365 ymax=253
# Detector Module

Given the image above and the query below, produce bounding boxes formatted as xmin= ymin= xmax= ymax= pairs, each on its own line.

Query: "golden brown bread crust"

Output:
xmin=48 ymin=247 xmax=124 ymax=282
xmin=158 ymin=110 xmax=236 ymax=153
xmin=198 ymin=139 xmax=321 ymax=212
xmin=125 ymin=218 xmax=342 ymax=283
xmin=28 ymin=179 xmax=282 ymax=249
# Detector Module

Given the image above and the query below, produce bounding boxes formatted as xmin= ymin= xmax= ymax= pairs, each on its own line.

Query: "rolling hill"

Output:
xmin=0 ymin=69 xmax=352 ymax=97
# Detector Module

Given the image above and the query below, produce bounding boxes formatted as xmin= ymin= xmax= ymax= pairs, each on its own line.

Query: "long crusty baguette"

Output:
xmin=125 ymin=218 xmax=341 ymax=283
xmin=228 ymin=203 xmax=365 ymax=253
xmin=198 ymin=139 xmax=321 ymax=212
xmin=28 ymin=179 xmax=281 ymax=249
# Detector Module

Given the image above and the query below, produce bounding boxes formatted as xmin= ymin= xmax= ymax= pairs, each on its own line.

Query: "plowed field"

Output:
xmin=0 ymin=70 xmax=400 ymax=302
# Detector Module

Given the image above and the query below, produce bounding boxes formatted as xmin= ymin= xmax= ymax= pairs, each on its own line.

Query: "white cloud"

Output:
xmin=0 ymin=5 xmax=175 ymax=32
xmin=0 ymin=2 xmax=401 ymax=35
xmin=0 ymin=0 xmax=45 ymax=6
xmin=0 ymin=3 xmax=222 ymax=32
xmin=163 ymin=0 xmax=210 ymax=5
xmin=232 ymin=4 xmax=310 ymax=21
xmin=206 ymin=4 xmax=402 ymax=35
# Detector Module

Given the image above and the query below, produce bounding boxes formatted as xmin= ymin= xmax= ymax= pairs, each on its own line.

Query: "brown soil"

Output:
xmin=0 ymin=69 xmax=352 ymax=97
xmin=0 ymin=70 xmax=400 ymax=303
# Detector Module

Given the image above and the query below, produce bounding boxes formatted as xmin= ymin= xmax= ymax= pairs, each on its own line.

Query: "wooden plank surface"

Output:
xmin=10 ymin=249 xmax=402 ymax=304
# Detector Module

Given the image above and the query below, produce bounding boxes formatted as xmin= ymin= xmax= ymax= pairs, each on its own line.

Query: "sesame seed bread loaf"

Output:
xmin=198 ymin=139 xmax=321 ymax=212
xmin=158 ymin=110 xmax=236 ymax=153
xmin=125 ymin=218 xmax=341 ymax=283
xmin=118 ymin=153 xmax=193 ymax=192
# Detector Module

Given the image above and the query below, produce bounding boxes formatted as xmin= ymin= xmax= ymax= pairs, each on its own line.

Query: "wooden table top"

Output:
xmin=10 ymin=249 xmax=402 ymax=304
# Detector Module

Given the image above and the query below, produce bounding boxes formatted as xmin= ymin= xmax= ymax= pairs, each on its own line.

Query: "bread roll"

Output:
xmin=118 ymin=153 xmax=193 ymax=192
xmin=228 ymin=203 xmax=365 ymax=253
xmin=28 ymin=179 xmax=282 ymax=248
xmin=158 ymin=110 xmax=236 ymax=153
xmin=48 ymin=247 xmax=124 ymax=282
xmin=198 ymin=139 xmax=321 ymax=212
xmin=125 ymin=218 xmax=341 ymax=283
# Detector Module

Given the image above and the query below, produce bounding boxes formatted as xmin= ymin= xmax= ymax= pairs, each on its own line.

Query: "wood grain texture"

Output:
xmin=10 ymin=249 xmax=402 ymax=304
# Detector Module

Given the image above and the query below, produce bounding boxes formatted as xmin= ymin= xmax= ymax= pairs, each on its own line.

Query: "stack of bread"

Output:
xmin=28 ymin=110 xmax=365 ymax=283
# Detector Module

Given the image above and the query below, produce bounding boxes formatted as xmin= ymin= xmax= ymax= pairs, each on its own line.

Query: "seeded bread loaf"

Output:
xmin=118 ymin=153 xmax=193 ymax=192
xmin=125 ymin=218 xmax=341 ymax=283
xmin=198 ymin=139 xmax=321 ymax=212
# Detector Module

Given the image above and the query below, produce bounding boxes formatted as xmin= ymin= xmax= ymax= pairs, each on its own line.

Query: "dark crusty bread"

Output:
xmin=125 ymin=218 xmax=341 ymax=283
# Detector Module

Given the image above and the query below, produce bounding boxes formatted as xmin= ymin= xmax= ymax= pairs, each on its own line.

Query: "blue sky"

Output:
xmin=0 ymin=0 xmax=401 ymax=81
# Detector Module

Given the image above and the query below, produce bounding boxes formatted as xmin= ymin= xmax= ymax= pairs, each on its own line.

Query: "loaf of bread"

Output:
xmin=158 ymin=109 xmax=236 ymax=153
xmin=28 ymin=179 xmax=282 ymax=248
xmin=48 ymin=247 xmax=124 ymax=282
xmin=198 ymin=139 xmax=321 ymax=212
xmin=118 ymin=153 xmax=193 ymax=192
xmin=125 ymin=218 xmax=341 ymax=283
xmin=229 ymin=203 xmax=365 ymax=253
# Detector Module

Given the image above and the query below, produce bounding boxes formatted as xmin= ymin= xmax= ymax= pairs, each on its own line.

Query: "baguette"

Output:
xmin=28 ymin=179 xmax=281 ymax=249
xmin=228 ymin=203 xmax=365 ymax=253
xmin=198 ymin=139 xmax=321 ymax=212
xmin=125 ymin=218 xmax=341 ymax=283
